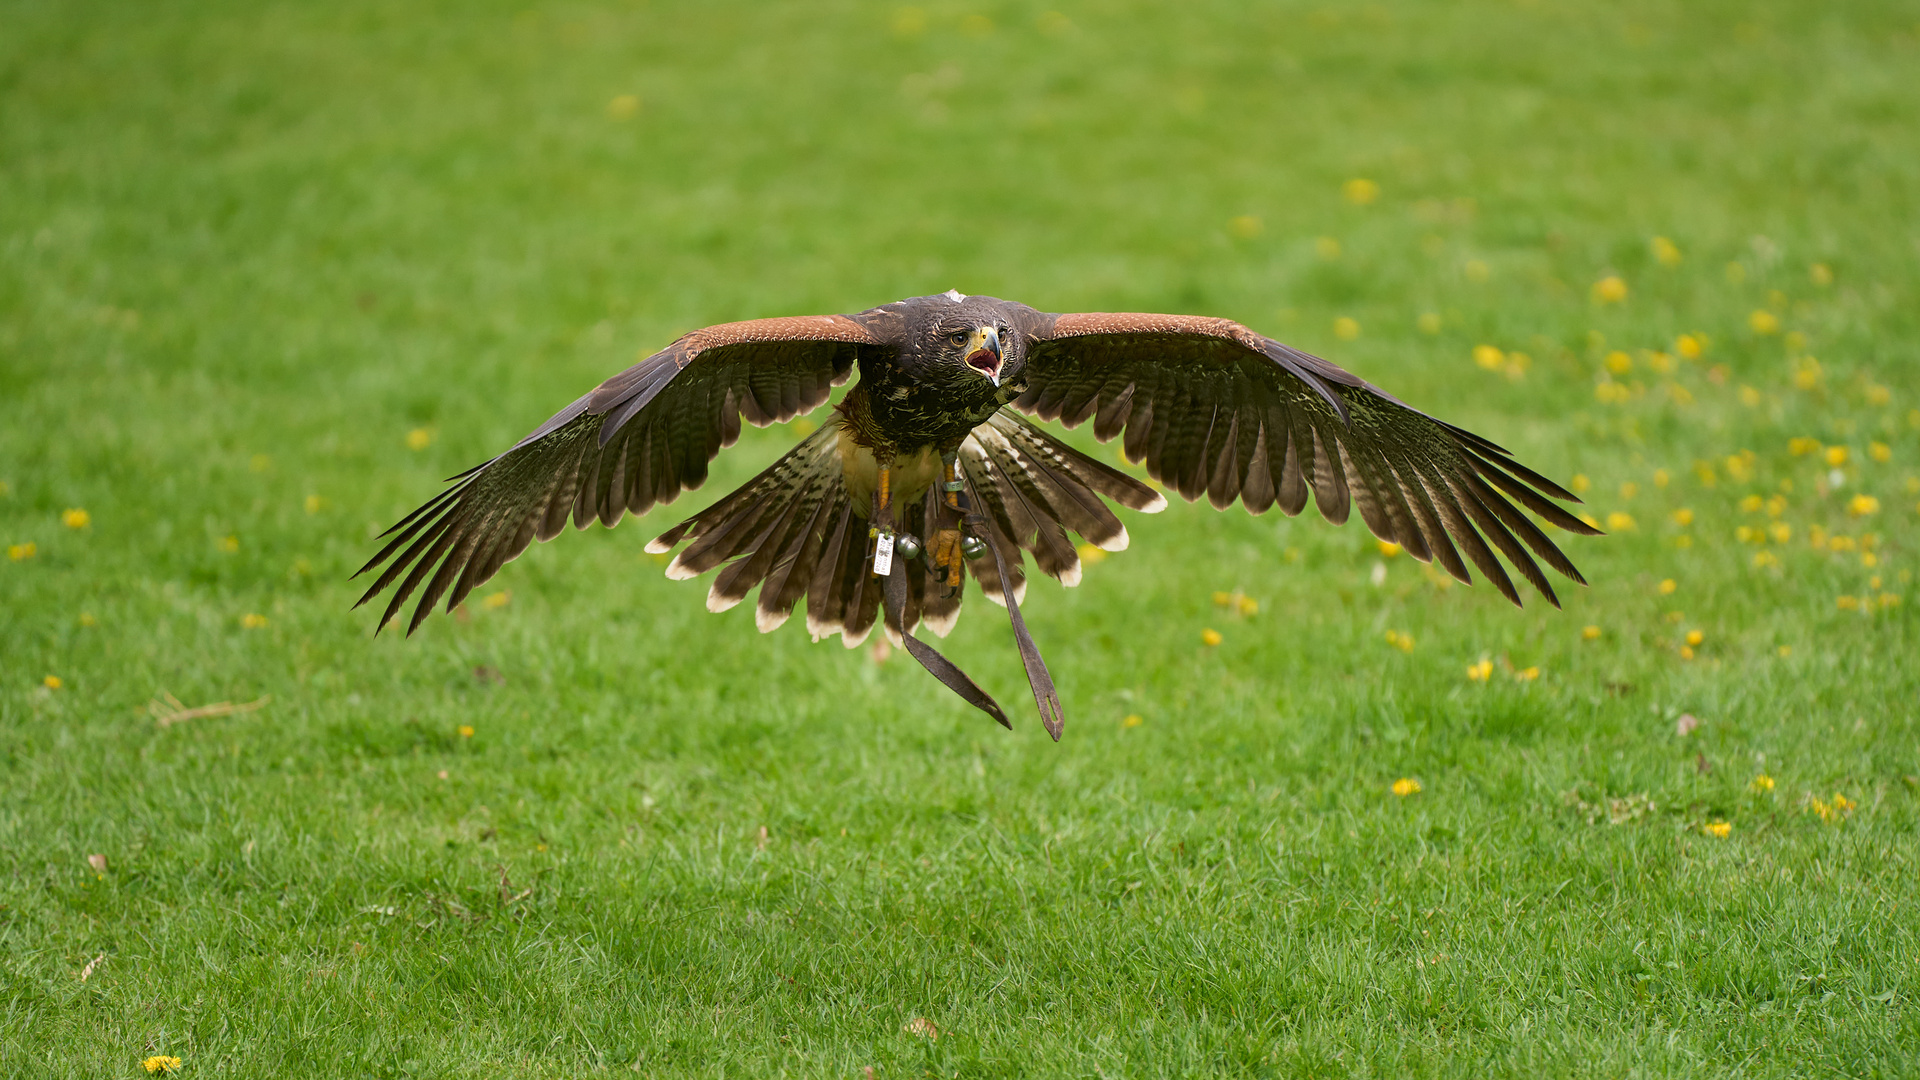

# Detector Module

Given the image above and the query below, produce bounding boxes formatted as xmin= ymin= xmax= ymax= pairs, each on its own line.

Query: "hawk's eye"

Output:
xmin=949 ymin=331 xmax=969 ymax=345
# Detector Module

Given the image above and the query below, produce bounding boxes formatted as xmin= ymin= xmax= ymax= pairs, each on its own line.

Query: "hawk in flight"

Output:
xmin=358 ymin=291 xmax=1598 ymax=738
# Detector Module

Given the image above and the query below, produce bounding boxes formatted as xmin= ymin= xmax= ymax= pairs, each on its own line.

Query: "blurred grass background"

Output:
xmin=3 ymin=0 xmax=1918 ymax=1075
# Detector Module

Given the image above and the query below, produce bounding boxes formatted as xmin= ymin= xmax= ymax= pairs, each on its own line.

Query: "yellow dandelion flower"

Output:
xmin=1766 ymin=494 xmax=1786 ymax=516
xmin=1654 ymin=468 xmax=1670 ymax=488
xmin=1514 ymin=666 xmax=1539 ymax=681
xmin=1333 ymin=316 xmax=1361 ymax=340
xmin=1828 ymin=534 xmax=1855 ymax=552
xmin=1861 ymin=550 xmax=1878 ymax=568
xmin=1736 ymin=385 xmax=1761 ymax=406
xmin=1825 ymin=445 xmax=1849 ymax=467
xmin=1391 ymin=777 xmax=1421 ymax=797
xmin=1769 ymin=522 xmax=1791 ymax=543
xmin=1122 ymin=713 xmax=1143 ymax=728
xmin=1236 ymin=595 xmax=1259 ymax=616
xmin=142 ymin=1056 xmax=182 ymax=1075
xmin=1809 ymin=796 xmax=1833 ymax=822
xmin=217 ymin=534 xmax=240 ymax=554
xmin=606 ymin=93 xmax=640 ymax=119
xmin=1378 ymin=540 xmax=1402 ymax=557
xmin=1679 ymin=646 xmax=1695 ymax=660
xmin=1570 ymin=473 xmax=1592 ymax=493
xmin=891 ymin=6 xmax=928 ymax=35
xmin=1684 ymin=629 xmax=1704 ymax=647
xmin=304 ymin=494 xmax=325 ymax=514
xmin=1650 ymin=236 xmax=1682 ymax=266
xmin=1606 ymin=512 xmax=1635 ymax=531
xmin=1703 ymin=821 xmax=1731 ymax=838
xmin=1869 ymin=441 xmax=1891 ymax=463
xmin=1591 ymin=276 xmax=1628 ymax=304
xmin=1725 ymin=451 xmax=1755 ymax=482
xmin=1734 ymin=525 xmax=1755 ymax=543
xmin=1848 ymin=494 xmax=1879 ymax=517
xmin=1314 ymin=236 xmax=1341 ymax=259
xmin=1739 ymin=494 xmax=1763 ymax=513
xmin=1866 ymin=385 xmax=1891 ymax=407
xmin=1604 ymin=350 xmax=1633 ymax=374
xmin=1777 ymin=645 xmax=1791 ymax=657
xmin=1671 ymin=508 xmax=1693 ymax=527
xmin=1749 ymin=310 xmax=1779 ymax=335
xmin=1658 ymin=578 xmax=1677 ymax=595
xmin=241 ymin=613 xmax=268 ymax=629
xmin=1076 ymin=542 xmax=1108 ymax=564
xmin=1809 ymin=262 xmax=1833 ymax=286
xmin=43 ymin=675 xmax=62 ymax=689
xmin=1665 ymin=610 xmax=1685 ymax=623
xmin=1620 ymin=485 xmax=1639 ymax=504
xmin=1674 ymin=535 xmax=1693 ymax=549
xmin=1833 ymin=793 xmax=1855 ymax=813
xmin=1466 ymin=658 xmax=1493 ymax=681
xmin=1201 ymin=627 xmax=1223 ymax=647
xmin=1211 ymin=590 xmax=1231 ymax=606
xmin=458 ymin=724 xmax=475 ymax=738
xmin=1416 ymin=312 xmax=1443 ymax=334
xmin=483 ymin=591 xmax=511 ymax=609
xmin=1229 ymin=215 xmax=1263 ymax=240
xmin=79 ymin=613 xmax=97 ymax=627
xmin=7 ymin=541 xmax=35 ymax=561
xmin=1342 ymin=178 xmax=1380 ymax=205
xmin=1463 ymin=258 xmax=1490 ymax=282
xmin=1751 ymin=774 xmax=1775 ymax=792
xmin=1725 ymin=261 xmax=1747 ymax=283
xmin=1582 ymin=625 xmax=1601 ymax=640
xmin=62 ymin=508 xmax=90 ymax=529
xmin=1647 ymin=350 xmax=1674 ymax=374
xmin=1675 ymin=333 xmax=1704 ymax=359
xmin=1753 ymin=548 xmax=1779 ymax=568
xmin=406 ymin=428 xmax=433 ymax=451
xmin=1836 ymin=595 xmax=1859 ymax=611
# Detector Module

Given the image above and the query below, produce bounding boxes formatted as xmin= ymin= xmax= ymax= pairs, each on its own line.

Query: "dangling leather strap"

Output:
xmin=881 ymin=565 xmax=1012 ymax=730
xmin=964 ymin=502 xmax=1065 ymax=742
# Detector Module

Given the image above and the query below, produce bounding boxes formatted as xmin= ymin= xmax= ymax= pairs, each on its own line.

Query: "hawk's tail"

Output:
xmin=646 ymin=410 xmax=1163 ymax=647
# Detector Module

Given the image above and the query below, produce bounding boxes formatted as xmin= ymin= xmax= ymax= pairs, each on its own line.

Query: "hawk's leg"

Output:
xmin=870 ymin=462 xmax=896 ymax=577
xmin=930 ymin=451 xmax=966 ymax=596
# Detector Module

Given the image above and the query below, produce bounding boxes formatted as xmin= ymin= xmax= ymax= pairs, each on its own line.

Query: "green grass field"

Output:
xmin=5 ymin=0 xmax=1919 ymax=1075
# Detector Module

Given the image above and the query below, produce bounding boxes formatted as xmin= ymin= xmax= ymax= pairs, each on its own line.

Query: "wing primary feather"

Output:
xmin=1466 ymin=452 xmax=1606 ymax=536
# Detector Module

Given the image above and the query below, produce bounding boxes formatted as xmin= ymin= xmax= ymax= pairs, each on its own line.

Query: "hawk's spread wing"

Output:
xmin=1014 ymin=312 xmax=1602 ymax=606
xmin=355 ymin=315 xmax=878 ymax=632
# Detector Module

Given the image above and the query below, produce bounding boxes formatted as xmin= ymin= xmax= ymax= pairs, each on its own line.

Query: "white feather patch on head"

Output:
xmin=943 ymin=289 xmax=967 ymax=302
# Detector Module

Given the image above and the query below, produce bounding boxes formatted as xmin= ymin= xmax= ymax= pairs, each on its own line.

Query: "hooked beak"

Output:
xmin=963 ymin=325 xmax=1003 ymax=387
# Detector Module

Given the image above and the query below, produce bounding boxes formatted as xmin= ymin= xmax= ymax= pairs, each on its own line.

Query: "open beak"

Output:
xmin=963 ymin=325 xmax=1003 ymax=387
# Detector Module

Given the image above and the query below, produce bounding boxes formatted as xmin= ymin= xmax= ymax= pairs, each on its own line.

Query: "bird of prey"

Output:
xmin=357 ymin=290 xmax=1598 ymax=738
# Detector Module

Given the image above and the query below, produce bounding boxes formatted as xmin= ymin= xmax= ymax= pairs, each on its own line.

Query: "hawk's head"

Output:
xmin=916 ymin=292 xmax=1023 ymax=391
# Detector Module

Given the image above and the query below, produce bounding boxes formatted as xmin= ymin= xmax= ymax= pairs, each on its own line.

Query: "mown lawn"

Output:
xmin=3 ymin=0 xmax=1918 ymax=1076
